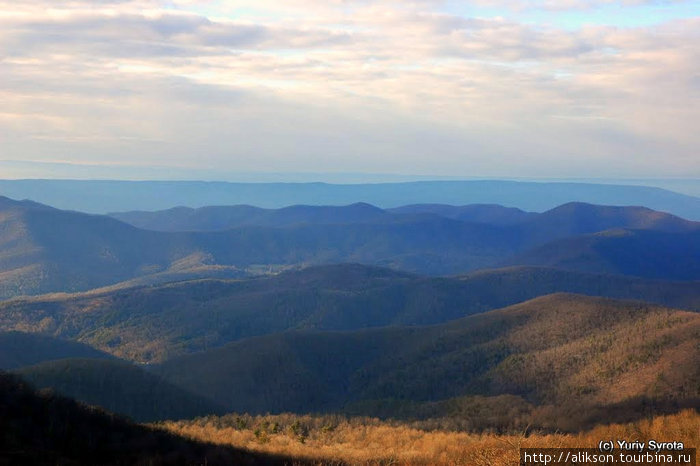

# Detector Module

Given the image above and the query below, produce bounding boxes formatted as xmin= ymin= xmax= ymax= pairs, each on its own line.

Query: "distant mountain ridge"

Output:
xmin=0 ymin=195 xmax=698 ymax=297
xmin=110 ymin=201 xmax=698 ymax=233
xmin=111 ymin=202 xmax=393 ymax=231
xmin=1 ymin=179 xmax=699 ymax=219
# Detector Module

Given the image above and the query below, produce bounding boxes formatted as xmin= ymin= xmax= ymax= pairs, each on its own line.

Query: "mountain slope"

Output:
xmin=387 ymin=203 xmax=535 ymax=225
xmin=509 ymin=229 xmax=700 ymax=279
xmin=529 ymin=202 xmax=697 ymax=232
xmin=0 ymin=196 xmax=206 ymax=297
xmin=14 ymin=358 xmax=225 ymax=422
xmin=514 ymin=202 xmax=699 ymax=248
xmin=155 ymin=294 xmax=700 ymax=430
xmin=1 ymin=264 xmax=699 ymax=362
xmin=0 ymin=331 xmax=113 ymax=370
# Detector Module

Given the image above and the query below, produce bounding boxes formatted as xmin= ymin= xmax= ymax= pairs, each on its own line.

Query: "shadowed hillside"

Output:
xmin=0 ymin=372 xmax=308 ymax=465
xmin=509 ymin=229 xmax=700 ymax=279
xmin=14 ymin=358 xmax=225 ymax=422
xmin=0 ymin=331 xmax=113 ymax=370
xmin=154 ymin=294 xmax=700 ymax=431
xmin=1 ymin=264 xmax=699 ymax=362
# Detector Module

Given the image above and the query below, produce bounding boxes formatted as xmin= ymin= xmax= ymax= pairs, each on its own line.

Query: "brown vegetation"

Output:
xmin=158 ymin=410 xmax=699 ymax=466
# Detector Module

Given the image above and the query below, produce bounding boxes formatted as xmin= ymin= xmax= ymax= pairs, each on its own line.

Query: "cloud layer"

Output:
xmin=0 ymin=0 xmax=698 ymax=178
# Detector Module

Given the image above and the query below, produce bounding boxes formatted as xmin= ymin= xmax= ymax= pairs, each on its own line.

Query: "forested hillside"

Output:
xmin=155 ymin=294 xmax=700 ymax=431
xmin=2 ymin=265 xmax=698 ymax=362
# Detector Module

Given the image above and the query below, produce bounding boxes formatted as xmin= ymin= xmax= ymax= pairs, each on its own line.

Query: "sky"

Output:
xmin=0 ymin=0 xmax=698 ymax=180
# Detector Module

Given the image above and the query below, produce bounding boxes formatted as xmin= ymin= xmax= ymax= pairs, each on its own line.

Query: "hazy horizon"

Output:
xmin=2 ymin=159 xmax=700 ymax=197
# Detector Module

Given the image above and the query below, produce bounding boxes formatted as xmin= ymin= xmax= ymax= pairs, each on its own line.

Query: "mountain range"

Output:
xmin=0 ymin=188 xmax=698 ymax=438
xmin=111 ymin=201 xmax=697 ymax=233
xmin=1 ymin=179 xmax=699 ymax=219
xmin=0 ymin=195 xmax=698 ymax=298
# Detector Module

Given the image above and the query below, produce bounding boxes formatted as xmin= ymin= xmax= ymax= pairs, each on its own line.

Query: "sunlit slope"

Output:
xmin=160 ymin=410 xmax=700 ymax=465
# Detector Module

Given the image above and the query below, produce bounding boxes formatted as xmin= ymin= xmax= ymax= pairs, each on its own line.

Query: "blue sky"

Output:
xmin=0 ymin=0 xmax=698 ymax=180
xmin=443 ymin=1 xmax=700 ymax=29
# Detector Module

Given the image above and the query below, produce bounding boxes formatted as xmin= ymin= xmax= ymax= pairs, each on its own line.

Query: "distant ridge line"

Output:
xmin=0 ymin=179 xmax=698 ymax=219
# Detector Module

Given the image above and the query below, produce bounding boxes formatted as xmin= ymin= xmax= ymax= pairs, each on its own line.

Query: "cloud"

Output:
xmin=0 ymin=1 xmax=697 ymax=178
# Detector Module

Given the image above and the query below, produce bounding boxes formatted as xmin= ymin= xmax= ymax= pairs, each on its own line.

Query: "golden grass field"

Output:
xmin=158 ymin=409 xmax=699 ymax=465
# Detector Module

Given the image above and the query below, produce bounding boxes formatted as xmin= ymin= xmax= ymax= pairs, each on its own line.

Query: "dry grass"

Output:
xmin=157 ymin=409 xmax=699 ymax=465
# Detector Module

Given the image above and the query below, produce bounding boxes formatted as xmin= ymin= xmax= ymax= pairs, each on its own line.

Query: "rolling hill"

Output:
xmin=1 ymin=264 xmax=699 ymax=362
xmin=154 ymin=294 xmax=700 ymax=431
